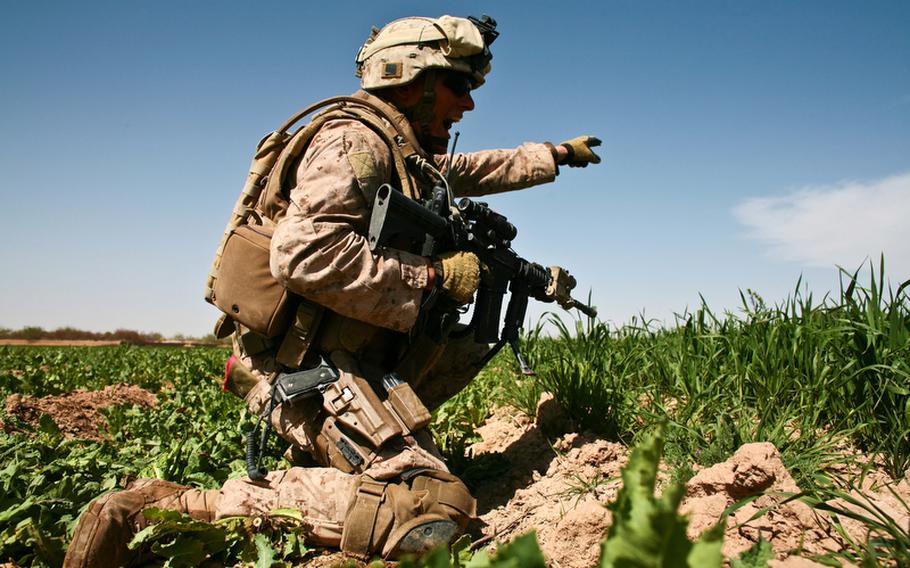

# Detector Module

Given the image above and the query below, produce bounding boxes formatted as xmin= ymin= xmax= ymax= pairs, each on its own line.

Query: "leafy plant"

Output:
xmin=129 ymin=508 xmax=309 ymax=567
xmin=599 ymin=426 xmax=724 ymax=567
xmin=731 ymin=538 xmax=773 ymax=568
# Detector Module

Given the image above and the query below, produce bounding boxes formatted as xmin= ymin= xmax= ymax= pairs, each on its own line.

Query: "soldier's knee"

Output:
xmin=340 ymin=470 xmax=476 ymax=559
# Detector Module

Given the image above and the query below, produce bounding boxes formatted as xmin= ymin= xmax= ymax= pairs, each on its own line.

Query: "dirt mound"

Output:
xmin=470 ymin=396 xmax=627 ymax=568
xmin=467 ymin=395 xmax=909 ymax=567
xmin=681 ymin=442 xmax=842 ymax=561
xmin=3 ymin=384 xmax=157 ymax=440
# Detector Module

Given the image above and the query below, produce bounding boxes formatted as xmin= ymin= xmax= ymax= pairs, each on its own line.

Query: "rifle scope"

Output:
xmin=458 ymin=198 xmax=517 ymax=244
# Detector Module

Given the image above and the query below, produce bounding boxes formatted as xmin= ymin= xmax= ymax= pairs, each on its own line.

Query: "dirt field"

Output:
xmin=3 ymin=384 xmax=157 ymax=441
xmin=0 ymin=339 xmax=127 ymax=347
xmin=7 ymin=387 xmax=908 ymax=567
xmin=466 ymin=398 xmax=909 ymax=567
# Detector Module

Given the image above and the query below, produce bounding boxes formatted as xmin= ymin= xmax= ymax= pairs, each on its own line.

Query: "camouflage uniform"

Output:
xmin=63 ymin=15 xmax=585 ymax=566
xmin=212 ymin=88 xmax=560 ymax=556
xmin=236 ymin=88 xmax=556 ymax=462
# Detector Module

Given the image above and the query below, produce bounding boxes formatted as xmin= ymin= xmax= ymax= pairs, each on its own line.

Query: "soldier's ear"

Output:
xmin=382 ymin=77 xmax=426 ymax=108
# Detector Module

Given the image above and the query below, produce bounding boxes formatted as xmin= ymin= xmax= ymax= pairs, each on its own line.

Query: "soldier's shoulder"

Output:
xmin=314 ymin=116 xmax=388 ymax=152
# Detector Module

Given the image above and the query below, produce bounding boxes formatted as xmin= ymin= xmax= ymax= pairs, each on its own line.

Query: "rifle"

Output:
xmin=368 ymin=182 xmax=596 ymax=375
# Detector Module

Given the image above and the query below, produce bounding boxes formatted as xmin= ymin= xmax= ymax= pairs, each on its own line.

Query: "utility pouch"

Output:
xmin=276 ymin=302 xmax=325 ymax=368
xmin=213 ymin=223 xmax=295 ymax=337
xmin=382 ymin=373 xmax=431 ymax=432
xmin=318 ymin=416 xmax=370 ymax=472
xmin=223 ymin=355 xmax=260 ymax=399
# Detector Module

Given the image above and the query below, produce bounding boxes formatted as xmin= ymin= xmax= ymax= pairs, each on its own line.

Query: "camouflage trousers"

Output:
xmin=224 ymin=322 xmax=487 ymax=557
xmin=64 ymin=322 xmax=487 ymax=565
xmin=64 ymin=466 xmax=475 ymax=565
xmin=242 ymin=325 xmax=489 ymax=478
xmin=218 ymin=467 xmax=351 ymax=545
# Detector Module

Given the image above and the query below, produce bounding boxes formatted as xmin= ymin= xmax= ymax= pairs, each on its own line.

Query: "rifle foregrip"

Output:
xmin=473 ymin=285 xmax=504 ymax=344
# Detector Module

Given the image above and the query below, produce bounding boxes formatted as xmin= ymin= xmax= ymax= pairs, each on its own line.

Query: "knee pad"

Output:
xmin=340 ymin=470 xmax=476 ymax=559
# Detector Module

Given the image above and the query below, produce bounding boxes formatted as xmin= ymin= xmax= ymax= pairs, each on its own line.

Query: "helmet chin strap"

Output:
xmin=398 ymin=70 xmax=448 ymax=153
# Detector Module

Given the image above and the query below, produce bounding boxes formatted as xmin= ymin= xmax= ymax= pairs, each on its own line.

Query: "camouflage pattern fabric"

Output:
xmin=234 ymin=92 xmax=558 ymax=477
xmin=217 ymin=467 xmax=352 ymax=546
xmin=269 ymin=113 xmax=557 ymax=333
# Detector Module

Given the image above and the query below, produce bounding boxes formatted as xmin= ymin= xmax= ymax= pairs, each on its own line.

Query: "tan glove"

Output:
xmin=435 ymin=251 xmax=480 ymax=305
xmin=559 ymin=136 xmax=602 ymax=167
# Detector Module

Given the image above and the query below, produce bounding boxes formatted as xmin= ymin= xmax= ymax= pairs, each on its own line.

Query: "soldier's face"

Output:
xmin=429 ymin=71 xmax=475 ymax=153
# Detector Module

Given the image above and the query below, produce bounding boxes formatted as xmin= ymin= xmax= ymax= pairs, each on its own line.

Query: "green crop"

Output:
xmin=599 ymin=426 xmax=724 ymax=567
xmin=0 ymin=259 xmax=906 ymax=566
xmin=0 ymin=345 xmax=246 ymax=566
xmin=509 ymin=259 xmax=909 ymax=486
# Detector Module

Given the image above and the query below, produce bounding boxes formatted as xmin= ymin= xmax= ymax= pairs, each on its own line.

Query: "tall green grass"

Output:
xmin=513 ymin=260 xmax=909 ymax=484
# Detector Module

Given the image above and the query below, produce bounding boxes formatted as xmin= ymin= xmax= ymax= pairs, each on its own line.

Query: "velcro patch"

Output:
xmin=382 ymin=62 xmax=402 ymax=79
xmin=347 ymin=151 xmax=378 ymax=180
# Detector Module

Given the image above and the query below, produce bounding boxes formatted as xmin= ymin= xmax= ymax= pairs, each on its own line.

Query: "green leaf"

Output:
xmin=452 ymin=534 xmax=473 ymax=568
xmin=488 ymin=531 xmax=547 ymax=568
xmin=464 ymin=548 xmax=492 ymax=568
xmin=152 ymin=537 xmax=207 ymax=567
xmin=281 ymin=531 xmax=307 ymax=559
xmin=688 ymin=522 xmax=725 ymax=567
xmin=37 ymin=413 xmax=61 ymax=437
xmin=599 ymin=427 xmax=724 ymax=568
xmin=0 ymin=499 xmax=35 ymax=523
xmin=254 ymin=532 xmax=276 ymax=568
xmin=730 ymin=537 xmax=773 ymax=568
xmin=269 ymin=507 xmax=305 ymax=522
xmin=422 ymin=545 xmax=456 ymax=568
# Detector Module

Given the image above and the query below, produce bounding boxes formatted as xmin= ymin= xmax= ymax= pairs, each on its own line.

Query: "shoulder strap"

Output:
xmin=206 ymin=97 xmax=362 ymax=302
xmin=258 ymin=95 xmax=424 ymax=221
xmin=206 ymin=94 xmax=425 ymax=303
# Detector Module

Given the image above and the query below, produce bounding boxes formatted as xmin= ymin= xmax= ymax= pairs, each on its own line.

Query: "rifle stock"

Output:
xmin=368 ymin=184 xmax=448 ymax=253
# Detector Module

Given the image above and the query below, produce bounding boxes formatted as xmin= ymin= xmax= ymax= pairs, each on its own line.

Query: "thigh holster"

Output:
xmin=314 ymin=351 xmax=432 ymax=473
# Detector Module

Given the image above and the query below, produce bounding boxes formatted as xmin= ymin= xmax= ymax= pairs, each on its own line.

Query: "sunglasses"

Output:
xmin=440 ymin=72 xmax=474 ymax=98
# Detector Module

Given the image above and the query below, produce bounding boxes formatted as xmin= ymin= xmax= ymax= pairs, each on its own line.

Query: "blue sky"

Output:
xmin=1 ymin=1 xmax=908 ymax=336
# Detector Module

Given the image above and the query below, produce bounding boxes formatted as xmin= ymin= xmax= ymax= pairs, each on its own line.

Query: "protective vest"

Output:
xmin=205 ymin=91 xmax=430 ymax=367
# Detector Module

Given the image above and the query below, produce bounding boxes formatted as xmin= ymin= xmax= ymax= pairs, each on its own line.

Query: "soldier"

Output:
xmin=63 ymin=15 xmax=601 ymax=566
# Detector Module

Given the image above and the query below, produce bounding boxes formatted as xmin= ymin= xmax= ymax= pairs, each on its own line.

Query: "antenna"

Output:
xmin=445 ymin=131 xmax=460 ymax=207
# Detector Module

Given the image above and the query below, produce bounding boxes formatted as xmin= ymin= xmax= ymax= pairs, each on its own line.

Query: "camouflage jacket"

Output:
xmin=270 ymin=91 xmax=558 ymax=333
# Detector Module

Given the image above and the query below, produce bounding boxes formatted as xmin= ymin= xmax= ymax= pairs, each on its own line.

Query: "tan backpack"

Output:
xmin=204 ymin=94 xmax=424 ymax=358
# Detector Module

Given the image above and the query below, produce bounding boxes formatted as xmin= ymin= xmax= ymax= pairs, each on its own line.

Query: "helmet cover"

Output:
xmin=356 ymin=15 xmax=495 ymax=90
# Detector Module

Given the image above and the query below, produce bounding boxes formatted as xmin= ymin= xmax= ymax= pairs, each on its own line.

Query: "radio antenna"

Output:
xmin=445 ymin=131 xmax=460 ymax=206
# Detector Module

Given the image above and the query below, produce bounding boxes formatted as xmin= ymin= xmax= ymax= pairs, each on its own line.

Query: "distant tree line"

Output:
xmin=0 ymin=326 xmax=223 ymax=344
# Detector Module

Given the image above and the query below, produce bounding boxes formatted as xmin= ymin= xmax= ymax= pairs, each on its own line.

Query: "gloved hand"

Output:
xmin=559 ymin=136 xmax=602 ymax=167
xmin=434 ymin=251 xmax=480 ymax=305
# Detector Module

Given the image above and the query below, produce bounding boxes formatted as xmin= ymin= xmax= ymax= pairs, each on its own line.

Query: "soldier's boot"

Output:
xmin=62 ymin=478 xmax=219 ymax=568
xmin=341 ymin=470 xmax=477 ymax=560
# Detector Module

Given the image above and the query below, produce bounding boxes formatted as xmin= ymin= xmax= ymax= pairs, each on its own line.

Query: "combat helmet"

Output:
xmin=356 ymin=15 xmax=498 ymax=91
